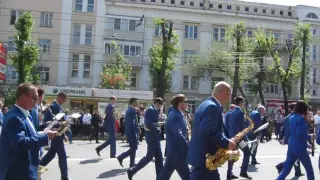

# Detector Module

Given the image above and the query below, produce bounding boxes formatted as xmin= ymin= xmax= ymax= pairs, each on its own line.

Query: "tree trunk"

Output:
xmin=156 ymin=21 xmax=173 ymax=99
xmin=300 ymin=32 xmax=307 ymax=100
xmin=282 ymin=82 xmax=289 ymax=116
xmin=258 ymin=57 xmax=265 ymax=106
xmin=232 ymin=33 xmax=241 ymax=103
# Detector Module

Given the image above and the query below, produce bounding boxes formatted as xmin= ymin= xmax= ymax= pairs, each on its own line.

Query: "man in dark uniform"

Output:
xmin=158 ymin=94 xmax=190 ymax=180
xmin=127 ymin=98 xmax=164 ymax=180
xmin=40 ymin=92 xmax=71 ymax=180
xmin=90 ymin=109 xmax=101 ymax=143
xmin=96 ymin=96 xmax=117 ymax=158
xmin=117 ymin=97 xmax=140 ymax=168
xmin=225 ymin=104 xmax=237 ymax=180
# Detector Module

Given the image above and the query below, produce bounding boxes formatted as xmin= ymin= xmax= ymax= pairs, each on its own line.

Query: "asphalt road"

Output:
xmin=41 ymin=139 xmax=320 ymax=180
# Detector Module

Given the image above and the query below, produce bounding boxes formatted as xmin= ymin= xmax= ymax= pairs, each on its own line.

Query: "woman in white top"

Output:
xmin=275 ymin=109 xmax=284 ymax=139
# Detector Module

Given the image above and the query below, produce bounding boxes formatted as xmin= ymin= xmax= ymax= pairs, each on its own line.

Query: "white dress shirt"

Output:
xmin=83 ymin=113 xmax=92 ymax=125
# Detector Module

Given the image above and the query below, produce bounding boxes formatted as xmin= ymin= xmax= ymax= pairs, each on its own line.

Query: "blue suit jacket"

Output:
xmin=166 ymin=108 xmax=188 ymax=164
xmin=125 ymin=107 xmax=139 ymax=141
xmin=225 ymin=110 xmax=233 ymax=138
xmin=167 ymin=106 xmax=174 ymax=116
xmin=316 ymin=128 xmax=320 ymax=145
xmin=144 ymin=105 xmax=160 ymax=135
xmin=288 ymin=113 xmax=311 ymax=154
xmin=0 ymin=111 xmax=3 ymax=126
xmin=187 ymin=97 xmax=229 ymax=168
xmin=43 ymin=101 xmax=62 ymax=123
xmin=247 ymin=110 xmax=261 ymax=139
xmin=104 ymin=103 xmax=115 ymax=133
xmin=229 ymin=107 xmax=245 ymax=138
xmin=0 ymin=105 xmax=48 ymax=180
xmin=30 ymin=107 xmax=39 ymax=131
xmin=282 ymin=113 xmax=293 ymax=145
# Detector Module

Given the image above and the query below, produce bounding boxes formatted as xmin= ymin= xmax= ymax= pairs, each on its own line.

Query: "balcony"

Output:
xmin=105 ymin=29 xmax=144 ymax=42
xmin=104 ymin=54 xmax=143 ymax=68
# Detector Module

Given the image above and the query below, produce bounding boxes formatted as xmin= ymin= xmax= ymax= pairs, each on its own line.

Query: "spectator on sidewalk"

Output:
xmin=83 ymin=110 xmax=92 ymax=137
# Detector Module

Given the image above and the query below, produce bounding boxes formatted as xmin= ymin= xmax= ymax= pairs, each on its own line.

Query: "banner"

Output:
xmin=266 ymin=99 xmax=296 ymax=114
xmin=0 ymin=42 xmax=7 ymax=81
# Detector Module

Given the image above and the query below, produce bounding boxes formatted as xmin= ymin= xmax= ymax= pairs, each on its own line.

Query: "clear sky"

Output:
xmin=241 ymin=0 xmax=320 ymax=7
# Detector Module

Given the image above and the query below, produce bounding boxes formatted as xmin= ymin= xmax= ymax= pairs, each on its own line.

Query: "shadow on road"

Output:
xmin=97 ymin=168 xmax=127 ymax=178
xmin=247 ymin=165 xmax=258 ymax=172
xmin=79 ymin=158 xmax=103 ymax=164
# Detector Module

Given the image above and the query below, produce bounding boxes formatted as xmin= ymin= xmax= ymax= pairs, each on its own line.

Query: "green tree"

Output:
xmin=294 ymin=23 xmax=312 ymax=101
xmin=266 ymin=34 xmax=301 ymax=115
xmin=10 ymin=12 xmax=40 ymax=84
xmin=149 ymin=18 xmax=181 ymax=98
xmin=100 ymin=41 xmax=132 ymax=89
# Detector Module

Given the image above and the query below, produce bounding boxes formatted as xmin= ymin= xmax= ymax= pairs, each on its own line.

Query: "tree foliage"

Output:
xmin=100 ymin=41 xmax=132 ymax=89
xmin=9 ymin=12 xmax=40 ymax=84
xmin=294 ymin=23 xmax=311 ymax=101
xmin=148 ymin=18 xmax=181 ymax=97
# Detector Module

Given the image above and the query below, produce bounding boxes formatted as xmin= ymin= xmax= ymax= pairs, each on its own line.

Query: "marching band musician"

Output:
xmin=316 ymin=126 xmax=320 ymax=172
xmin=248 ymin=105 xmax=266 ymax=165
xmin=96 ymin=96 xmax=117 ymax=158
xmin=0 ymin=83 xmax=57 ymax=180
xmin=187 ymin=82 xmax=236 ymax=180
xmin=277 ymin=100 xmax=315 ymax=180
xmin=158 ymin=94 xmax=190 ymax=180
xmin=117 ymin=98 xmax=140 ymax=168
xmin=275 ymin=102 xmax=303 ymax=177
xmin=225 ymin=104 xmax=237 ymax=180
xmin=39 ymin=92 xmax=71 ymax=180
xmin=127 ymin=98 xmax=164 ymax=180
xmin=229 ymin=96 xmax=251 ymax=179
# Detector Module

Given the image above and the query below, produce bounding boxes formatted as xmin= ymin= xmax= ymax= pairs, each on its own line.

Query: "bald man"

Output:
xmin=187 ymin=81 xmax=237 ymax=180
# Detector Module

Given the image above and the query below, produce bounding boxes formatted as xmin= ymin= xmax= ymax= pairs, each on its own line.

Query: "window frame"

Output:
xmin=40 ymin=12 xmax=53 ymax=27
xmin=85 ymin=24 xmax=93 ymax=45
xmin=75 ymin=0 xmax=83 ymax=12
xmin=87 ymin=0 xmax=94 ymax=12
xmin=83 ymin=55 xmax=91 ymax=79
xmin=36 ymin=67 xmax=50 ymax=82
xmin=73 ymin=23 xmax=81 ymax=44
xmin=113 ymin=18 xmax=121 ymax=30
xmin=71 ymin=54 xmax=79 ymax=78
xmin=131 ymin=72 xmax=137 ymax=87
xmin=8 ymin=37 xmax=16 ymax=51
xmin=39 ymin=39 xmax=51 ymax=54
xmin=185 ymin=25 xmax=198 ymax=39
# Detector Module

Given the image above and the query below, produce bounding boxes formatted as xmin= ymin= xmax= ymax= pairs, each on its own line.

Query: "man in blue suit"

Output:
xmin=316 ymin=128 xmax=320 ymax=172
xmin=225 ymin=104 xmax=237 ymax=180
xmin=277 ymin=100 xmax=314 ymax=180
xmin=127 ymin=98 xmax=164 ymax=180
xmin=0 ymin=83 xmax=56 ymax=180
xmin=96 ymin=96 xmax=117 ymax=158
xmin=275 ymin=102 xmax=303 ymax=177
xmin=229 ymin=96 xmax=251 ymax=179
xmin=40 ymin=92 xmax=70 ymax=180
xmin=187 ymin=82 xmax=236 ymax=180
xmin=158 ymin=94 xmax=190 ymax=180
xmin=164 ymin=104 xmax=174 ymax=157
xmin=248 ymin=105 xmax=265 ymax=165
xmin=117 ymin=97 xmax=140 ymax=168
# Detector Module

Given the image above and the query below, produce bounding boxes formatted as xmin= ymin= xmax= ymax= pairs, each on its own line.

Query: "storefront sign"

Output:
xmin=43 ymin=86 xmax=153 ymax=100
xmin=0 ymin=43 xmax=7 ymax=81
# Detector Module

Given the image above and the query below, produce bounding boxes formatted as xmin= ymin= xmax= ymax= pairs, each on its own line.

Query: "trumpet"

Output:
xmin=205 ymin=108 xmax=254 ymax=171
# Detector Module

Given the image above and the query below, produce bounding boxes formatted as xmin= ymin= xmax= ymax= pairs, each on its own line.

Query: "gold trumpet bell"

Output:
xmin=38 ymin=165 xmax=48 ymax=180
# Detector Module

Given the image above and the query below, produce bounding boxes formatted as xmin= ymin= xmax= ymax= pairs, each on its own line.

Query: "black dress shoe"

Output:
xmin=61 ymin=177 xmax=72 ymax=180
xmin=127 ymin=169 xmax=133 ymax=180
xmin=231 ymin=175 xmax=239 ymax=179
xmin=295 ymin=173 xmax=304 ymax=177
xmin=117 ymin=156 xmax=123 ymax=167
xmin=240 ymin=172 xmax=252 ymax=179
xmin=95 ymin=148 xmax=100 ymax=156
xmin=251 ymin=161 xmax=260 ymax=165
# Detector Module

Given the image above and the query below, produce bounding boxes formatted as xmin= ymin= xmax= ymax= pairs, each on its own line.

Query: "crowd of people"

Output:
xmin=0 ymin=82 xmax=320 ymax=180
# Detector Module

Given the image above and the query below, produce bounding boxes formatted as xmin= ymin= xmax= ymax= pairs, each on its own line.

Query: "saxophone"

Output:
xmin=205 ymin=108 xmax=254 ymax=171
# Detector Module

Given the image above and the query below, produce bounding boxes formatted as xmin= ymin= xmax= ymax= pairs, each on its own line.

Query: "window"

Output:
xmin=87 ymin=0 xmax=94 ymax=12
xmin=40 ymin=12 xmax=53 ymax=27
xmin=280 ymin=11 xmax=284 ymax=15
xmin=273 ymin=33 xmax=280 ymax=44
xmin=306 ymin=13 xmax=318 ymax=19
xmin=10 ymin=10 xmax=23 ymax=25
xmin=39 ymin=39 xmax=51 ymax=54
xmin=209 ymin=4 xmax=213 ymax=8
xmin=183 ymin=75 xmax=189 ymax=89
xmin=71 ymin=54 xmax=79 ymax=78
xmin=85 ymin=24 xmax=93 ymax=44
xmin=245 ymin=7 xmax=249 ymax=12
xmin=254 ymin=8 xmax=258 ymax=12
xmin=243 ymin=83 xmax=250 ymax=92
xmin=265 ymin=84 xmax=278 ymax=94
xmin=129 ymin=20 xmax=136 ymax=31
xmin=8 ymin=37 xmax=16 ymax=51
xmin=213 ymin=28 xmax=225 ymax=41
xmin=218 ymin=4 xmax=223 ymax=9
xmin=183 ymin=75 xmax=198 ymax=89
xmin=247 ymin=31 xmax=253 ymax=38
xmin=122 ymin=45 xmax=142 ymax=56
xmin=199 ymin=3 xmax=203 ymax=7
xmin=105 ymin=43 xmax=111 ymax=54
xmin=161 ymin=0 xmax=165 ymax=3
xmin=171 ymin=0 xmax=175 ymax=4
xmin=75 ymin=0 xmax=83 ymax=12
xmin=6 ymin=65 xmax=19 ymax=80
xmin=151 ymin=0 xmax=155 ymax=2
xmin=288 ymin=11 xmax=292 ymax=16
xmin=236 ymin=6 xmax=241 ymax=11
xmin=180 ymin=1 xmax=185 ymax=5
xmin=271 ymin=10 xmax=275 ymax=14
xmin=185 ymin=25 xmax=198 ymax=39
xmin=187 ymin=101 xmax=196 ymax=115
xmin=313 ymin=45 xmax=317 ymax=61
xmin=83 ymin=55 xmax=91 ymax=78
xmin=313 ymin=90 xmax=317 ymax=96
xmin=313 ymin=29 xmax=317 ymax=36
xmin=183 ymin=50 xmax=197 ymax=64
xmin=227 ymin=5 xmax=232 ymax=10
xmin=288 ymin=34 xmax=293 ymax=46
xmin=36 ymin=67 xmax=50 ymax=82
xmin=190 ymin=2 xmax=194 ymax=6
xmin=131 ymin=73 xmax=137 ymax=87
xmin=191 ymin=76 xmax=198 ymax=89
xmin=263 ymin=9 xmax=267 ymax=14
xmin=73 ymin=24 xmax=81 ymax=44
xmin=312 ymin=68 xmax=317 ymax=84
xmin=114 ymin=18 xmax=121 ymax=30
xmin=211 ymin=77 xmax=224 ymax=89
